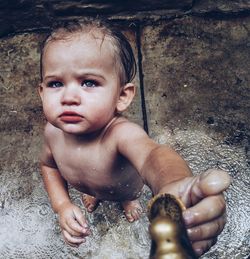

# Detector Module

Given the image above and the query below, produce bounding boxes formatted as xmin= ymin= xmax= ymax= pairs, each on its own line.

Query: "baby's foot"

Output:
xmin=82 ymin=194 xmax=100 ymax=213
xmin=122 ymin=199 xmax=143 ymax=222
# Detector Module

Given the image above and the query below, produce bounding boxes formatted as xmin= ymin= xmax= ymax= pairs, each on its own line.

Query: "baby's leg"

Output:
xmin=82 ymin=194 xmax=100 ymax=213
xmin=122 ymin=199 xmax=143 ymax=222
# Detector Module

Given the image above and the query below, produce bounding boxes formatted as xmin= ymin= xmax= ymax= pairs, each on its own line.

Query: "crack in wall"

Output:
xmin=135 ymin=21 xmax=149 ymax=133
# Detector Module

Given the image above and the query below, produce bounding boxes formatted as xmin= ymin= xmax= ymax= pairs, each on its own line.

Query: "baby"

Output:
xmin=39 ymin=19 xmax=230 ymax=256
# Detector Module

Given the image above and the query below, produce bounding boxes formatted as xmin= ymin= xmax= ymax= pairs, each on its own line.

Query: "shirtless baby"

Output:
xmin=39 ymin=19 xmax=231 ymax=256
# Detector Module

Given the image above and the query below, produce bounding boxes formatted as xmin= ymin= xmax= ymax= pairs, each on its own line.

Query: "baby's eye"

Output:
xmin=82 ymin=80 xmax=98 ymax=88
xmin=47 ymin=81 xmax=63 ymax=88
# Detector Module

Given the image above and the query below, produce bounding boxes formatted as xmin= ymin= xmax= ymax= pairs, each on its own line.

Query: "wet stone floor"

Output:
xmin=0 ymin=127 xmax=249 ymax=258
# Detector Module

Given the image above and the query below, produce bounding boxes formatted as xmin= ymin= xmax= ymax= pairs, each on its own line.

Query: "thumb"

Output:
xmin=198 ymin=169 xmax=231 ymax=196
xmin=188 ymin=169 xmax=231 ymax=206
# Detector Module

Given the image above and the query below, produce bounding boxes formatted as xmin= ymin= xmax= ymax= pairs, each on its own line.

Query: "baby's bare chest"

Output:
xmin=52 ymin=143 xmax=117 ymax=178
xmin=50 ymin=141 xmax=143 ymax=199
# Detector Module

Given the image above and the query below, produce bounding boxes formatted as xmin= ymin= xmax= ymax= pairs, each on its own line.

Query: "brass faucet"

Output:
xmin=148 ymin=193 xmax=197 ymax=259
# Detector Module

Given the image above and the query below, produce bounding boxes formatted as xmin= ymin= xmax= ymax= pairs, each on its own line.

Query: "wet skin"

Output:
xmin=39 ymin=31 xmax=231 ymax=255
xmin=42 ymin=120 xmax=144 ymax=202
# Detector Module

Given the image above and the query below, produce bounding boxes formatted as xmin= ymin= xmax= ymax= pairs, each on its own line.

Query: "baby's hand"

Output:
xmin=57 ymin=201 xmax=91 ymax=247
xmin=159 ymin=169 xmax=231 ymax=257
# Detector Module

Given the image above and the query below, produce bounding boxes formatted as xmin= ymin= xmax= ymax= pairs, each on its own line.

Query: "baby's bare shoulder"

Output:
xmin=106 ymin=117 xmax=151 ymax=149
xmin=109 ymin=117 xmax=158 ymax=168
xmin=40 ymin=123 xmax=59 ymax=166
xmin=109 ymin=117 xmax=147 ymax=137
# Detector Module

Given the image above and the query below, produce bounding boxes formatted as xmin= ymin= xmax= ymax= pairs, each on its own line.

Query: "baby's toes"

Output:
xmin=124 ymin=207 xmax=142 ymax=222
xmin=131 ymin=207 xmax=142 ymax=221
xmin=82 ymin=194 xmax=99 ymax=213
xmin=124 ymin=210 xmax=134 ymax=222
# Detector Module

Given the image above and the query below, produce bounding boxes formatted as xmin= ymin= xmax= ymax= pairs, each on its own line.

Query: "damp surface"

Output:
xmin=0 ymin=6 xmax=250 ymax=258
xmin=0 ymin=127 xmax=249 ymax=258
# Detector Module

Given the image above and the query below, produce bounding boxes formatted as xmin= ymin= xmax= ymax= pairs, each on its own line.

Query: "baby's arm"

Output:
xmin=115 ymin=121 xmax=230 ymax=256
xmin=40 ymin=127 xmax=90 ymax=246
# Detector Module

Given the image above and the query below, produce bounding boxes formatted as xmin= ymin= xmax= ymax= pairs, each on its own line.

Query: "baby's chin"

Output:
xmin=58 ymin=124 xmax=104 ymax=138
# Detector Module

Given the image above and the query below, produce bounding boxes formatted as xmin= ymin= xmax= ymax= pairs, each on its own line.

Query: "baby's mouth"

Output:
xmin=59 ymin=111 xmax=83 ymax=123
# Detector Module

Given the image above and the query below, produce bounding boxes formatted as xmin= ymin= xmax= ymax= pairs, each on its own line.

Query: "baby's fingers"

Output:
xmin=66 ymin=216 xmax=90 ymax=237
xmin=62 ymin=229 xmax=86 ymax=247
xmin=72 ymin=207 xmax=89 ymax=229
xmin=183 ymin=194 xmax=226 ymax=227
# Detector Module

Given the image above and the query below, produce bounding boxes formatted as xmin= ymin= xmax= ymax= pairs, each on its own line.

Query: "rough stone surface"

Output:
xmin=1 ymin=0 xmax=250 ymax=36
xmin=142 ymin=16 xmax=250 ymax=143
xmin=192 ymin=0 xmax=250 ymax=14
xmin=0 ymin=0 xmax=192 ymax=37
xmin=0 ymin=1 xmax=250 ymax=258
xmin=49 ymin=0 xmax=192 ymax=16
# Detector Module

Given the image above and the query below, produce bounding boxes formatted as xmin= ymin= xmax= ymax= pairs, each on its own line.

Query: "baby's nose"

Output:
xmin=61 ymin=85 xmax=81 ymax=105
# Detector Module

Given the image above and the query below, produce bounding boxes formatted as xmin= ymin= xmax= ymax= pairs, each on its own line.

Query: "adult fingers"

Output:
xmin=183 ymin=194 xmax=226 ymax=227
xmin=189 ymin=169 xmax=231 ymax=205
xmin=187 ymin=213 xmax=226 ymax=241
xmin=199 ymin=169 xmax=231 ymax=195
xmin=192 ymin=238 xmax=217 ymax=257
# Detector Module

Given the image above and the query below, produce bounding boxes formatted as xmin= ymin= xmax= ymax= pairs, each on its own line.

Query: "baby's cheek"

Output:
xmin=43 ymin=103 xmax=57 ymax=120
xmin=43 ymin=105 xmax=51 ymax=116
xmin=92 ymin=107 xmax=112 ymax=121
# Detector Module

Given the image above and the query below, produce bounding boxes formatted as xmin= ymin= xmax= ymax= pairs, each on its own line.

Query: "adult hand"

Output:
xmin=159 ymin=169 xmax=231 ymax=256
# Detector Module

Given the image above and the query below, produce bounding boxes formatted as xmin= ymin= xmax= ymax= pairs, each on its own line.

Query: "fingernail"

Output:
xmin=186 ymin=228 xmax=194 ymax=239
xmin=183 ymin=211 xmax=193 ymax=225
xmin=195 ymin=248 xmax=203 ymax=256
xmin=82 ymin=228 xmax=88 ymax=234
xmin=83 ymin=223 xmax=88 ymax=228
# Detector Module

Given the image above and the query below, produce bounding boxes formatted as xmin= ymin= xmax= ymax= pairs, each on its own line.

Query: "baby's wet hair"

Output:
xmin=40 ymin=18 xmax=137 ymax=85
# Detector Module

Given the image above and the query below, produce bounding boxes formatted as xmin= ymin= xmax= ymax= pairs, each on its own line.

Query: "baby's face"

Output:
xmin=39 ymin=33 xmax=122 ymax=135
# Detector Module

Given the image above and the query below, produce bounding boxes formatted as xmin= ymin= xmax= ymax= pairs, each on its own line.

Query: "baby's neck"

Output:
xmin=63 ymin=130 xmax=101 ymax=144
xmin=62 ymin=115 xmax=122 ymax=144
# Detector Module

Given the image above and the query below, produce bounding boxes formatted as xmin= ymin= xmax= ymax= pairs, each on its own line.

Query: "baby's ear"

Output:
xmin=116 ymin=83 xmax=136 ymax=113
xmin=38 ymin=83 xmax=44 ymax=101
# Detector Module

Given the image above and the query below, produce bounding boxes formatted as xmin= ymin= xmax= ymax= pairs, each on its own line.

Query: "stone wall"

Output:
xmin=1 ymin=1 xmax=250 ymax=37
xmin=0 ymin=1 xmax=249 ymax=258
